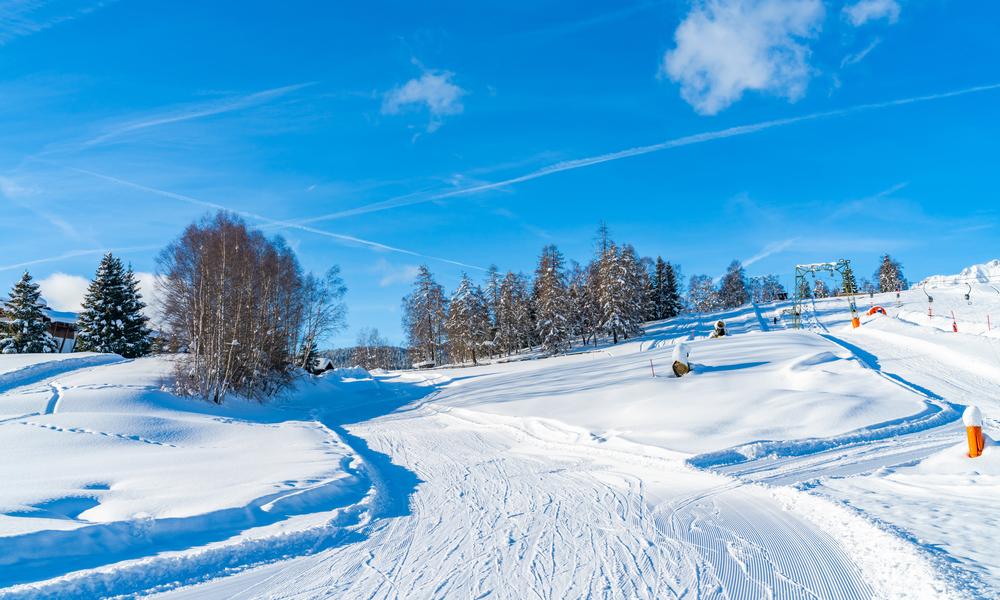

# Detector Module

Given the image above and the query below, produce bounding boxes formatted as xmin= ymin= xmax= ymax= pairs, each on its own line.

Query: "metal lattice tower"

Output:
xmin=792 ymin=259 xmax=860 ymax=329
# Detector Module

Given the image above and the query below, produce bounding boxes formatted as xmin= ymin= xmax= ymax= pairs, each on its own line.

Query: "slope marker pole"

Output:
xmin=650 ymin=359 xmax=655 ymax=378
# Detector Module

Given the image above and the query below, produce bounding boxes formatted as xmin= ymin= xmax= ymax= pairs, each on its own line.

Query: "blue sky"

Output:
xmin=1 ymin=0 xmax=998 ymax=346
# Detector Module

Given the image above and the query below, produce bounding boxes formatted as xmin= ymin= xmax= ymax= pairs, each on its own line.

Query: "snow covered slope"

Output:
xmin=5 ymin=285 xmax=1000 ymax=598
xmin=0 ymin=357 xmax=437 ymax=597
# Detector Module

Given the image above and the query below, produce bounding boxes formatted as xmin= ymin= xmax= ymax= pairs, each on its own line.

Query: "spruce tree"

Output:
xmin=663 ymin=261 xmax=682 ymax=318
xmin=76 ymin=253 xmax=152 ymax=358
xmin=841 ymin=263 xmax=858 ymax=295
xmin=1 ymin=271 xmax=58 ymax=354
xmin=652 ymin=257 xmax=669 ymax=320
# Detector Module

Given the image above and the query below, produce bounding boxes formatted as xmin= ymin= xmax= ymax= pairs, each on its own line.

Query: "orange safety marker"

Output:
xmin=851 ymin=316 xmax=860 ymax=328
xmin=964 ymin=406 xmax=985 ymax=458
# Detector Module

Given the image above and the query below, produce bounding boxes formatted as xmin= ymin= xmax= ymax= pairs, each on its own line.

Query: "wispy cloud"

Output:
xmin=80 ymin=82 xmax=315 ymax=147
xmin=743 ymin=238 xmax=797 ymax=268
xmin=840 ymin=37 xmax=882 ymax=68
xmin=286 ymin=83 xmax=1000 ymax=225
xmin=0 ymin=244 xmax=160 ymax=272
xmin=827 ymin=181 xmax=908 ymax=221
xmin=0 ymin=0 xmax=114 ymax=46
xmin=62 ymin=166 xmax=487 ymax=271
xmin=0 ymin=174 xmax=92 ymax=243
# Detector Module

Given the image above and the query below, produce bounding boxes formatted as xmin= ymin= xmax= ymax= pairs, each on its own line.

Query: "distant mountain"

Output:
xmin=919 ymin=259 xmax=1000 ymax=287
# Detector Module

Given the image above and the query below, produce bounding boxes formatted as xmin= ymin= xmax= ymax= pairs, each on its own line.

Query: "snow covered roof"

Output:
xmin=312 ymin=357 xmax=334 ymax=371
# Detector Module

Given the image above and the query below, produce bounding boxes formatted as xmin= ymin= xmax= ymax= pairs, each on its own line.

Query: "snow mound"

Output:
xmin=919 ymin=259 xmax=1000 ymax=287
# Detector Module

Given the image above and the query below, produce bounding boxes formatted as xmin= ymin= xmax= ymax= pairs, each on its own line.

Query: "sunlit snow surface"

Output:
xmin=2 ymin=284 xmax=999 ymax=598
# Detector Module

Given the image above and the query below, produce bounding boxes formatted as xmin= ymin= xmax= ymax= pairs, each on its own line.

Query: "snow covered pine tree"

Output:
xmin=533 ymin=245 xmax=571 ymax=354
xmin=76 ymin=253 xmax=152 ymax=358
xmin=876 ymin=254 xmax=907 ymax=293
xmin=445 ymin=274 xmax=490 ymax=364
xmin=0 ymin=271 xmax=58 ymax=354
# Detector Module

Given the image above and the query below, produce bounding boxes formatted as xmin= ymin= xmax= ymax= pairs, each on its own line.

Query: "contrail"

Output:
xmin=82 ymin=82 xmax=316 ymax=147
xmin=289 ymin=82 xmax=1000 ymax=226
xmin=66 ymin=167 xmax=487 ymax=272
xmin=0 ymin=245 xmax=161 ymax=272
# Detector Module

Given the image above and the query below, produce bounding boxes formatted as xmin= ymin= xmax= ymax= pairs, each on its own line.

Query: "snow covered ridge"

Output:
xmin=919 ymin=258 xmax=1000 ymax=287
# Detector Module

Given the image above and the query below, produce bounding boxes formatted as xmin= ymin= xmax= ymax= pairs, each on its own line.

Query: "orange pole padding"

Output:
xmin=851 ymin=317 xmax=860 ymax=329
xmin=964 ymin=406 xmax=985 ymax=458
xmin=967 ymin=426 xmax=985 ymax=458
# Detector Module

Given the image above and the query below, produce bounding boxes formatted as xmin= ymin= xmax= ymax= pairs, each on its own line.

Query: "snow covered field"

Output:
xmin=3 ymin=281 xmax=1000 ymax=598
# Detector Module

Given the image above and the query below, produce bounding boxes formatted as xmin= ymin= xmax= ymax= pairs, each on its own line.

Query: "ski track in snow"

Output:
xmin=153 ymin=401 xmax=948 ymax=599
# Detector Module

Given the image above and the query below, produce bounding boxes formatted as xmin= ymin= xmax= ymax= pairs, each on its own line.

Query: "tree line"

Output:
xmin=402 ymin=225 xmax=687 ymax=366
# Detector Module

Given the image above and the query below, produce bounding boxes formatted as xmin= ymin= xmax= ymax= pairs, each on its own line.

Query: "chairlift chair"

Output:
xmin=965 ymin=283 xmax=972 ymax=304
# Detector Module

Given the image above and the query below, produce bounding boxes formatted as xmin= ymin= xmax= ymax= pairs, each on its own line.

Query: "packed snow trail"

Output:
xmin=159 ymin=406 xmax=872 ymax=599
xmin=158 ymin=396 xmax=950 ymax=598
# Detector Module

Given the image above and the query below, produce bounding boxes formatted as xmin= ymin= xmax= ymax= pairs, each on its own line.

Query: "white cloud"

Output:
xmin=35 ymin=270 xmax=161 ymax=322
xmin=37 ymin=272 xmax=89 ymax=311
xmin=372 ymin=259 xmax=421 ymax=287
xmin=662 ymin=0 xmax=825 ymax=115
xmin=132 ymin=271 xmax=164 ymax=323
xmin=843 ymin=0 xmax=900 ymax=26
xmin=382 ymin=70 xmax=466 ymax=132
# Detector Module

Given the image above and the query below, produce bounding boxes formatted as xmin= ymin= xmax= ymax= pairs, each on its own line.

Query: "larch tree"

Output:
xmin=687 ymin=274 xmax=719 ymax=313
xmin=0 ymin=271 xmax=58 ymax=354
xmin=445 ymin=274 xmax=490 ymax=364
xmin=718 ymin=260 xmax=748 ymax=309
xmin=483 ymin=265 xmax=502 ymax=358
xmin=532 ymin=245 xmax=570 ymax=354
xmin=402 ymin=265 xmax=448 ymax=365
xmin=496 ymin=271 xmax=533 ymax=355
